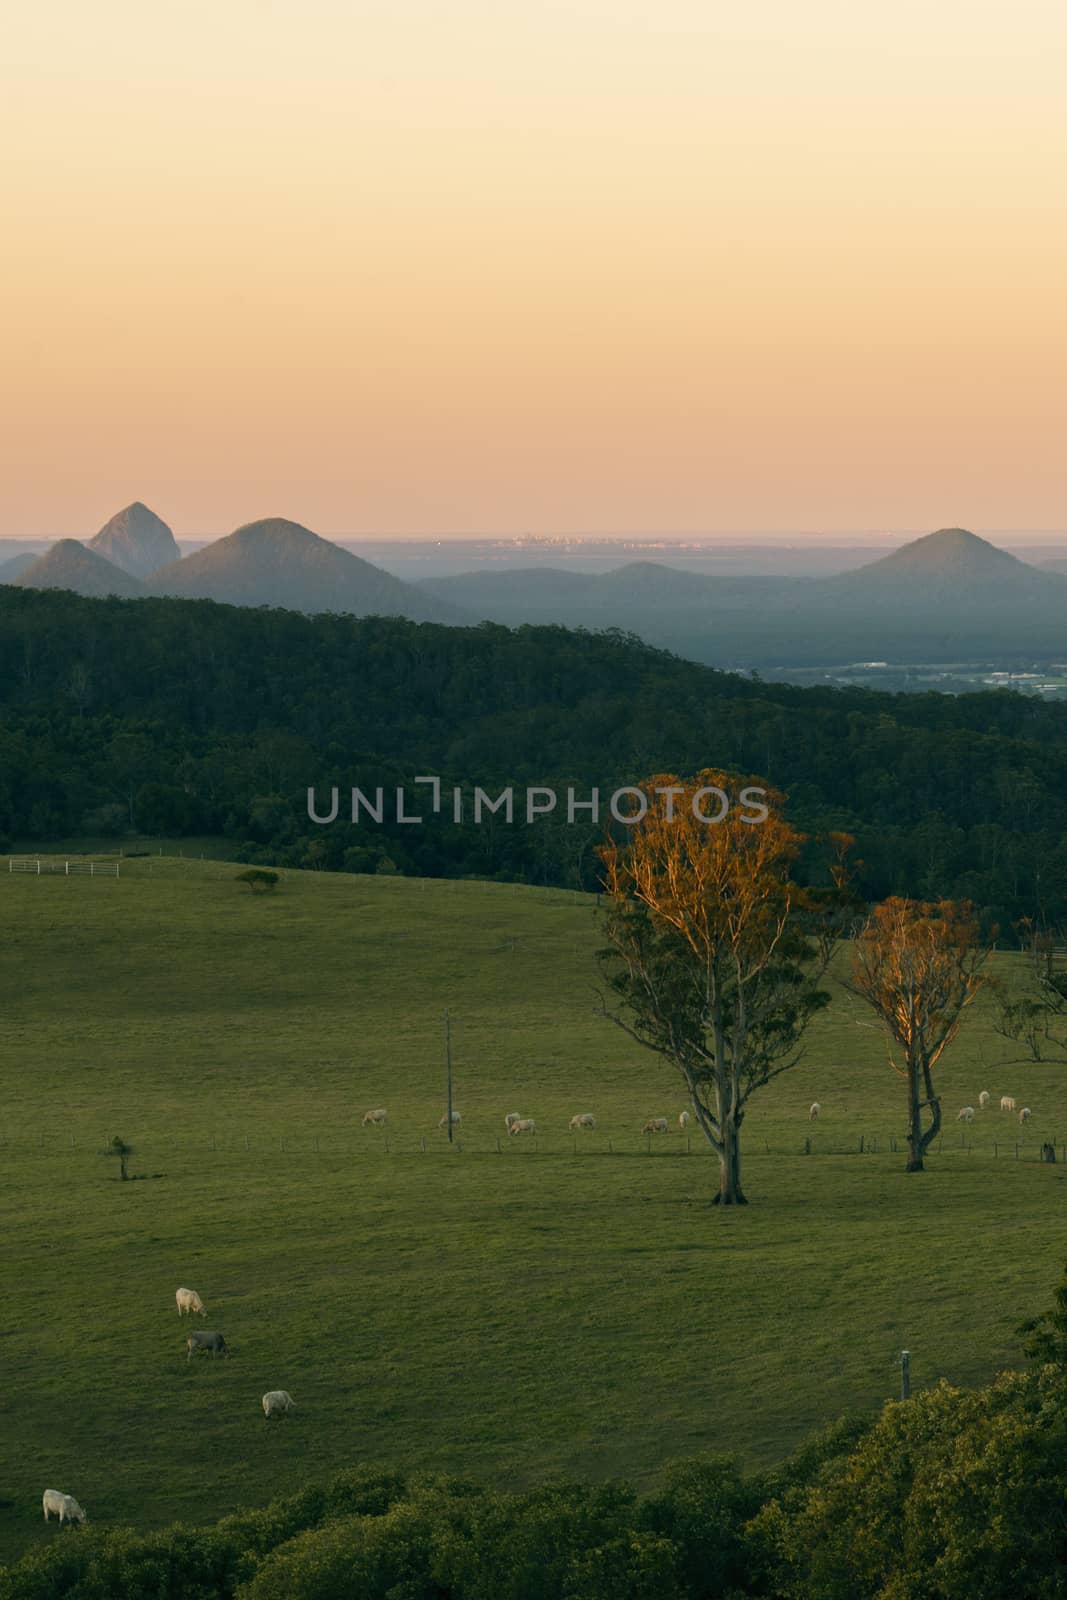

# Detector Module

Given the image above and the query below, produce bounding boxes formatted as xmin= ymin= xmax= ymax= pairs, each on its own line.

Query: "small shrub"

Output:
xmin=235 ymin=869 xmax=279 ymax=893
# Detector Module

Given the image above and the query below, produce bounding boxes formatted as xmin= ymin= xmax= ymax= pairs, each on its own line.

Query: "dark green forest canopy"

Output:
xmin=1 ymin=585 xmax=1066 ymax=921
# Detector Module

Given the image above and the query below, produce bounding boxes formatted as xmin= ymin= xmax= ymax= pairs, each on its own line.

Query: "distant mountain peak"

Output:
xmin=149 ymin=517 xmax=468 ymax=623
xmin=837 ymin=526 xmax=1048 ymax=592
xmin=14 ymin=539 xmax=146 ymax=599
xmin=89 ymin=502 xmax=180 ymax=579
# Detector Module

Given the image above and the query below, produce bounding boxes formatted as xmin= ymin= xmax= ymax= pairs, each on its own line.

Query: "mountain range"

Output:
xmin=417 ymin=526 xmax=1067 ymax=664
xmin=4 ymin=510 xmax=1067 ymax=667
xmin=6 ymin=512 xmax=464 ymax=625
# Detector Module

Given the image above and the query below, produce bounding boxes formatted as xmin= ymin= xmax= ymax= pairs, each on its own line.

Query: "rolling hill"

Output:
xmin=12 ymin=539 xmax=146 ymax=599
xmin=88 ymin=500 xmax=181 ymax=578
xmin=0 ymin=860 xmax=1058 ymax=1563
xmin=149 ymin=517 xmax=470 ymax=622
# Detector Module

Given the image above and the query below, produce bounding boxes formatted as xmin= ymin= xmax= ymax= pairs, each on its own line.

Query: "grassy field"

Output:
xmin=1 ymin=857 xmax=1065 ymax=1565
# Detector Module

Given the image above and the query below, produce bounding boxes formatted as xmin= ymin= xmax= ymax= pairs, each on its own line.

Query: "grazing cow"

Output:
xmin=175 ymin=1287 xmax=206 ymax=1318
xmin=957 ymin=1106 xmax=975 ymax=1123
xmin=438 ymin=1111 xmax=461 ymax=1129
xmin=569 ymin=1113 xmax=596 ymax=1130
xmin=504 ymin=1112 xmax=522 ymax=1129
xmin=42 ymin=1490 xmax=86 ymax=1525
xmin=509 ymin=1118 xmax=536 ymax=1136
xmin=263 ymin=1390 xmax=296 ymax=1419
xmin=362 ymin=1108 xmax=388 ymax=1127
xmin=679 ymin=1110 xmax=691 ymax=1129
xmin=978 ymin=1090 xmax=991 ymax=1109
xmin=809 ymin=1103 xmax=821 ymax=1121
xmin=1019 ymin=1107 xmax=1033 ymax=1123
xmin=642 ymin=1118 xmax=669 ymax=1134
xmin=186 ymin=1330 xmax=228 ymax=1360
xmin=1000 ymin=1096 xmax=1017 ymax=1113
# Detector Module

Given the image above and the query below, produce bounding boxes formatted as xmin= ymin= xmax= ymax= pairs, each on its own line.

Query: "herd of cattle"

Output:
xmin=42 ymin=1287 xmax=296 ymax=1530
xmin=360 ymin=1108 xmax=696 ymax=1136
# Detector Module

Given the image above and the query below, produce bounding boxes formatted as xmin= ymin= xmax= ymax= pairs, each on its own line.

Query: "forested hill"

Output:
xmin=2 ymin=585 xmax=1066 ymax=923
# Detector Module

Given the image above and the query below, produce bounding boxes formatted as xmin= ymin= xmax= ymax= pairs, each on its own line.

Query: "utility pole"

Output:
xmin=445 ymin=1007 xmax=453 ymax=1143
xmin=444 ymin=1007 xmax=454 ymax=1144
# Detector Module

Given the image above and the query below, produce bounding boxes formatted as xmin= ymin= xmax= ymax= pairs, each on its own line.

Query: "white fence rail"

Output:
xmin=8 ymin=858 xmax=120 ymax=878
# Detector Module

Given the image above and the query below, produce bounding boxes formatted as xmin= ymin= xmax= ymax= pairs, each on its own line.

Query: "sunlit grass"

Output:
xmin=1 ymin=860 xmax=1062 ymax=1563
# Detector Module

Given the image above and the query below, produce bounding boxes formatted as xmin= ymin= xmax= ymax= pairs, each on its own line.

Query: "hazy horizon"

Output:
xmin=5 ymin=526 xmax=1067 ymax=549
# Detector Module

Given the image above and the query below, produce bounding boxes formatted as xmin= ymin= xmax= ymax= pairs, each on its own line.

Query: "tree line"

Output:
xmin=3 ymin=587 xmax=1067 ymax=923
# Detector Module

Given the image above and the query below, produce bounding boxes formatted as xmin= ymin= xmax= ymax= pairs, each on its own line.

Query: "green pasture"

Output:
xmin=1 ymin=858 xmax=1065 ymax=1565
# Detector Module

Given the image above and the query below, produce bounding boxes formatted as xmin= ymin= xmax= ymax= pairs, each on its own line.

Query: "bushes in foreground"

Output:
xmin=5 ymin=1371 xmax=1067 ymax=1600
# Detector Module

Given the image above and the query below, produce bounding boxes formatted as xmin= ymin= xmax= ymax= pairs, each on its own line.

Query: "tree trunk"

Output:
xmin=714 ymin=1115 xmax=747 ymax=1204
xmin=906 ymin=1054 xmax=924 ymax=1172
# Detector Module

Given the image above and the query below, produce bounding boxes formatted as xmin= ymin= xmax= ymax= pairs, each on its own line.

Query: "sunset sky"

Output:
xmin=2 ymin=1 xmax=1065 ymax=537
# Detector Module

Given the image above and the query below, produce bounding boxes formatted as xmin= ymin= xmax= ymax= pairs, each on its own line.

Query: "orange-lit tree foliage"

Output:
xmin=597 ymin=772 xmax=841 ymax=1205
xmin=850 ymin=898 xmax=988 ymax=1172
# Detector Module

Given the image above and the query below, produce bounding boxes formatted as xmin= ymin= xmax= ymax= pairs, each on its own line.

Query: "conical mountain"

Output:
xmin=149 ymin=517 xmax=468 ymax=622
xmin=89 ymin=501 xmax=180 ymax=578
xmin=831 ymin=527 xmax=1061 ymax=603
xmin=13 ymin=540 xmax=146 ymax=599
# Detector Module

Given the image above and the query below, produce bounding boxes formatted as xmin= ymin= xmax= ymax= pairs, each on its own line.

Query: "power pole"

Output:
xmin=444 ymin=1007 xmax=454 ymax=1144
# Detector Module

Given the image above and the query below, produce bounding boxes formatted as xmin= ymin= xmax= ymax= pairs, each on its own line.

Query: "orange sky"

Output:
xmin=2 ymin=1 xmax=1065 ymax=536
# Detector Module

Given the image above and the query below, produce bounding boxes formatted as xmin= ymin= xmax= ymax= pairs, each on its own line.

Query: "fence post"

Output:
xmin=900 ymin=1349 xmax=911 ymax=1400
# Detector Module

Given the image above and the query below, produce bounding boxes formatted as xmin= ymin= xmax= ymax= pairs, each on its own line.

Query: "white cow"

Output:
xmin=978 ymin=1090 xmax=991 ymax=1109
xmin=809 ymin=1102 xmax=821 ymax=1121
xmin=263 ymin=1390 xmax=296 ymax=1419
xmin=175 ymin=1287 xmax=206 ymax=1317
xmin=1000 ymin=1096 xmax=1017 ymax=1113
xmin=504 ymin=1112 xmax=522 ymax=1129
xmin=679 ymin=1110 xmax=691 ymax=1129
xmin=43 ymin=1490 xmax=86 ymax=1525
xmin=957 ymin=1106 xmax=975 ymax=1123
xmin=1019 ymin=1107 xmax=1033 ymax=1123
xmin=642 ymin=1117 xmax=669 ymax=1134
xmin=509 ymin=1118 xmax=536 ymax=1137
xmin=569 ymin=1113 xmax=596 ymax=1130
xmin=362 ymin=1108 xmax=387 ymax=1127
xmin=438 ymin=1111 xmax=462 ymax=1129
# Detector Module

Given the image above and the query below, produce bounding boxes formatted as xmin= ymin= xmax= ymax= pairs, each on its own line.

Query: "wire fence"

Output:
xmin=1 ymin=1129 xmax=1063 ymax=1163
